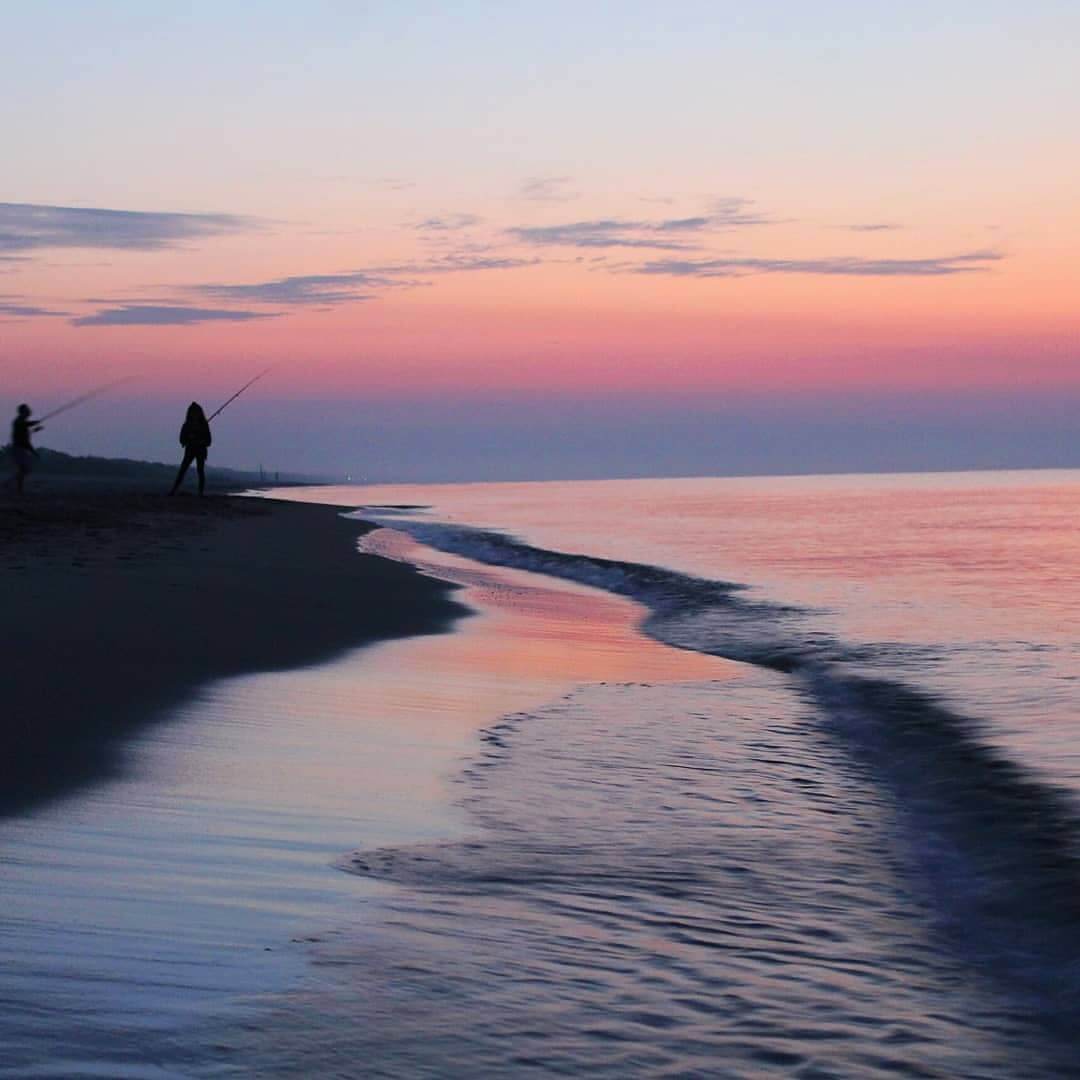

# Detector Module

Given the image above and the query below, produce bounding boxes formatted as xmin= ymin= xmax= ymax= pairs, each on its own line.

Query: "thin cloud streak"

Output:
xmin=67 ymin=254 xmax=539 ymax=330
xmin=375 ymin=254 xmax=542 ymax=274
xmin=509 ymin=219 xmax=701 ymax=250
xmin=0 ymin=203 xmax=254 ymax=252
xmin=414 ymin=214 xmax=483 ymax=231
xmin=709 ymin=197 xmax=777 ymax=226
xmin=509 ymin=202 xmax=776 ymax=249
xmin=0 ymin=297 xmax=66 ymax=317
xmin=190 ymin=256 xmax=535 ymax=308
xmin=654 ymin=216 xmax=713 ymax=231
xmin=193 ymin=272 xmax=393 ymax=306
xmin=519 ymin=176 xmax=577 ymax=202
xmin=72 ymin=305 xmax=276 ymax=327
xmin=631 ymin=250 xmax=1004 ymax=278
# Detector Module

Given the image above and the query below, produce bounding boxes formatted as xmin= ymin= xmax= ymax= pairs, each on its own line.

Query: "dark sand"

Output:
xmin=0 ymin=484 xmax=466 ymax=816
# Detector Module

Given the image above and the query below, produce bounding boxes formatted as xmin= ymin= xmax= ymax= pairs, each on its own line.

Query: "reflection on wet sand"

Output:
xmin=360 ymin=526 xmax=734 ymax=705
xmin=0 ymin=523 xmax=733 ymax=1077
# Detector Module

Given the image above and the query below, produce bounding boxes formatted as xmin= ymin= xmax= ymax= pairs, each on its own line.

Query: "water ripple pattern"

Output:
xmin=312 ymin=510 xmax=1080 ymax=1076
xmin=237 ymin=677 xmax=1061 ymax=1077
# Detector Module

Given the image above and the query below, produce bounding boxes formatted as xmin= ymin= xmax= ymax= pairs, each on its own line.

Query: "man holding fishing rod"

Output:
xmin=8 ymin=404 xmax=43 ymax=494
xmin=5 ymin=379 xmax=136 ymax=494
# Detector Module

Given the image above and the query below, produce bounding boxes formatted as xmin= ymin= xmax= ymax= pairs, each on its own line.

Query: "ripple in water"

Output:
xmin=233 ymin=675 xmax=1062 ymax=1078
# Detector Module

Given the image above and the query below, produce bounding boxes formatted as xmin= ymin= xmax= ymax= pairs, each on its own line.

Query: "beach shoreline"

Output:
xmin=0 ymin=483 xmax=467 ymax=817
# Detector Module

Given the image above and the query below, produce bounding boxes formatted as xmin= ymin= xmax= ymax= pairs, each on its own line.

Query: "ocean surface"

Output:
xmin=5 ymin=469 xmax=1080 ymax=1077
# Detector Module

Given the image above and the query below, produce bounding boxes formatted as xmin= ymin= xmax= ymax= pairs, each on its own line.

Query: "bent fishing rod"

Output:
xmin=31 ymin=367 xmax=273 ymax=426
xmin=37 ymin=376 xmax=139 ymax=423
xmin=206 ymin=367 xmax=274 ymax=422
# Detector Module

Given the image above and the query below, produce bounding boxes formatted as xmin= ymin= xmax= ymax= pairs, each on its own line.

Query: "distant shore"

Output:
xmin=0 ymin=481 xmax=467 ymax=816
xmin=7 ymin=444 xmax=326 ymax=489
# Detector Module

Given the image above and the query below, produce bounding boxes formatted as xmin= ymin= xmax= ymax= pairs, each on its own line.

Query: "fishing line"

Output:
xmin=37 ymin=376 xmax=140 ymax=423
xmin=206 ymin=366 xmax=275 ymax=422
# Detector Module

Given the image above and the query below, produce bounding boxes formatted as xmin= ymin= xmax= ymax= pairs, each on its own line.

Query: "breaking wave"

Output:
xmin=355 ymin=512 xmax=1080 ymax=1027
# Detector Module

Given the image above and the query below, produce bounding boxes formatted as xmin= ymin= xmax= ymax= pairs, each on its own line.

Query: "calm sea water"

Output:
xmin=5 ymin=470 xmax=1080 ymax=1078
xmin=252 ymin=470 xmax=1080 ymax=1077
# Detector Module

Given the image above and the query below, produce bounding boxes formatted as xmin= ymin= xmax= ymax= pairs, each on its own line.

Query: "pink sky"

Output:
xmin=3 ymin=4 xmax=1078 ymax=477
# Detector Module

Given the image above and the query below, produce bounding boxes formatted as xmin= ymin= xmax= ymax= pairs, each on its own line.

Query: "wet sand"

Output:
xmin=0 ymin=486 xmax=737 ymax=1077
xmin=0 ymin=483 xmax=466 ymax=816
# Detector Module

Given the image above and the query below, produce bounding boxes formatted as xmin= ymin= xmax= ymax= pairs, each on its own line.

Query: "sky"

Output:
xmin=3 ymin=1 xmax=1078 ymax=480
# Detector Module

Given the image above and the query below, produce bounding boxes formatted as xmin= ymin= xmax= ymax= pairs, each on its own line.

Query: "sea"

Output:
xmin=4 ymin=469 xmax=1080 ymax=1078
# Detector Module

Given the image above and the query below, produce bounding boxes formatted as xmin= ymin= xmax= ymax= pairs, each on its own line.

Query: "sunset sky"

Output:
xmin=3 ymin=2 xmax=1078 ymax=480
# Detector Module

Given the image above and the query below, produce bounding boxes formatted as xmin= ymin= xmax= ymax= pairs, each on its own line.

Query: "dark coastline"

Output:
xmin=0 ymin=490 xmax=467 ymax=817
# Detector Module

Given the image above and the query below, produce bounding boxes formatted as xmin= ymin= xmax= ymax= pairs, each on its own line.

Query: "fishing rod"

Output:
xmin=206 ymin=367 xmax=274 ymax=422
xmin=37 ymin=376 xmax=139 ymax=423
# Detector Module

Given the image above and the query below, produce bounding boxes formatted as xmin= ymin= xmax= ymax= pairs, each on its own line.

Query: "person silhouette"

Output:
xmin=169 ymin=402 xmax=212 ymax=496
xmin=9 ymin=404 xmax=43 ymax=494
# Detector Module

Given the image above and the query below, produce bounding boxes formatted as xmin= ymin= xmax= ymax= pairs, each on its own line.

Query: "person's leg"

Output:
xmin=196 ymin=453 xmax=206 ymax=496
xmin=13 ymin=449 xmax=29 ymax=494
xmin=170 ymin=450 xmax=195 ymax=494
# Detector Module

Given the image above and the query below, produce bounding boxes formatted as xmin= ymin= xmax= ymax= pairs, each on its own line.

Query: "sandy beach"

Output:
xmin=0 ymin=484 xmax=465 ymax=816
xmin=1 ymin=478 xmax=738 ymax=1076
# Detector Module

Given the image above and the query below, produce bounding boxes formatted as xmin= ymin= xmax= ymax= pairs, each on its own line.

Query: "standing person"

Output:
xmin=169 ymin=402 xmax=212 ymax=496
xmin=9 ymin=404 xmax=43 ymax=494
